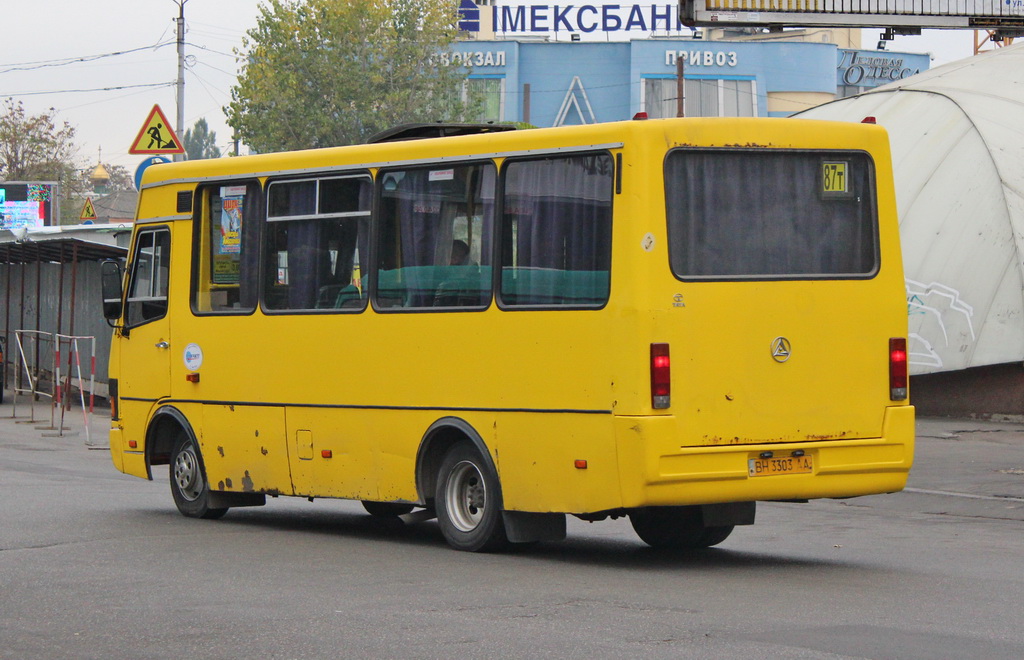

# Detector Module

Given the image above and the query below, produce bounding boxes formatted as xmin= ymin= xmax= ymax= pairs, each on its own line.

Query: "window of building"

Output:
xmin=499 ymin=153 xmax=613 ymax=307
xmin=126 ymin=227 xmax=171 ymax=327
xmin=192 ymin=181 xmax=260 ymax=314
xmin=375 ymin=162 xmax=495 ymax=310
xmin=665 ymin=149 xmax=878 ymax=280
xmin=837 ymin=85 xmax=868 ymax=99
xmin=643 ymin=77 xmax=757 ymax=118
xmin=264 ymin=175 xmax=371 ymax=311
xmin=468 ymin=76 xmax=504 ymax=122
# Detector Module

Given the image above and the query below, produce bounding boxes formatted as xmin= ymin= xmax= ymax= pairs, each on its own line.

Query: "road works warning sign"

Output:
xmin=129 ymin=105 xmax=184 ymax=155
xmin=80 ymin=197 xmax=97 ymax=221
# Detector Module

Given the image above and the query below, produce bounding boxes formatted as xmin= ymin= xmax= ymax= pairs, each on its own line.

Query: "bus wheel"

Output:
xmin=170 ymin=432 xmax=228 ymax=520
xmin=629 ymin=506 xmax=734 ymax=549
xmin=435 ymin=442 xmax=508 ymax=552
xmin=361 ymin=501 xmax=415 ymax=517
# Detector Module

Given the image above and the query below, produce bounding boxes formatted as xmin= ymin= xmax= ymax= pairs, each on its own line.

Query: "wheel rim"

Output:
xmin=444 ymin=460 xmax=487 ymax=533
xmin=173 ymin=442 xmax=204 ymax=502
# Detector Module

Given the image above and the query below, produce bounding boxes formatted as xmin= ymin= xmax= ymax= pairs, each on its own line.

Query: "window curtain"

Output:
xmin=666 ymin=150 xmax=875 ymax=277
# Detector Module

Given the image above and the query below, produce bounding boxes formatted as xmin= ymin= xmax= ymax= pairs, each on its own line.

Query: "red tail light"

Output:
xmin=889 ymin=337 xmax=908 ymax=401
xmin=651 ymin=343 xmax=671 ymax=409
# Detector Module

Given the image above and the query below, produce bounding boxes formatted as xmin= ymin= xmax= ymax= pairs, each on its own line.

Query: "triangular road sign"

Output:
xmin=129 ymin=104 xmax=184 ymax=155
xmin=80 ymin=197 xmax=98 ymax=221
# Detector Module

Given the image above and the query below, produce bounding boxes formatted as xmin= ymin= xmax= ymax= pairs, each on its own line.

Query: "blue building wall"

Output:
xmin=450 ymin=39 xmax=930 ymax=125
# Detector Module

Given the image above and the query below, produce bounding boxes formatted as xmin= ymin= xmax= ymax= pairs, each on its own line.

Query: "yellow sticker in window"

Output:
xmin=822 ymin=161 xmax=848 ymax=194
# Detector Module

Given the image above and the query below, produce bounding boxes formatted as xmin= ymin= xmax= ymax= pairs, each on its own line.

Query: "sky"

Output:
xmin=2 ymin=1 xmax=981 ymax=175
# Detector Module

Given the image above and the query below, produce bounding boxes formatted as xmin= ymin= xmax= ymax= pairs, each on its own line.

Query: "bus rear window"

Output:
xmin=665 ymin=149 xmax=878 ymax=279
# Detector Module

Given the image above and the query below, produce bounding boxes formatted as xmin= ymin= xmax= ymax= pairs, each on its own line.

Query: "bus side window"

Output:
xmin=126 ymin=227 xmax=171 ymax=327
xmin=499 ymin=153 xmax=613 ymax=307
xmin=264 ymin=175 xmax=370 ymax=312
xmin=192 ymin=182 xmax=260 ymax=314
xmin=375 ymin=162 xmax=495 ymax=310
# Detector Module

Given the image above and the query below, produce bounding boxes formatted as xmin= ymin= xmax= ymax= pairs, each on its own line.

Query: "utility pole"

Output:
xmin=676 ymin=54 xmax=685 ymax=117
xmin=174 ymin=0 xmax=189 ymax=162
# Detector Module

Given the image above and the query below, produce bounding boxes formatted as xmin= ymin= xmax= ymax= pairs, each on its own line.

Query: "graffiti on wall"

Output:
xmin=906 ymin=278 xmax=975 ymax=369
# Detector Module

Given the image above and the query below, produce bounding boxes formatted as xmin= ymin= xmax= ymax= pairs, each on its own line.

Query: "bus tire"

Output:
xmin=361 ymin=500 xmax=415 ymax=517
xmin=435 ymin=442 xmax=508 ymax=552
xmin=630 ymin=506 xmax=734 ymax=549
xmin=169 ymin=431 xmax=228 ymax=520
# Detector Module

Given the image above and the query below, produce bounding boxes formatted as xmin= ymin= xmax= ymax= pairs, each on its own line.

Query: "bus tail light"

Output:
xmin=889 ymin=337 xmax=908 ymax=401
xmin=651 ymin=343 xmax=671 ymax=409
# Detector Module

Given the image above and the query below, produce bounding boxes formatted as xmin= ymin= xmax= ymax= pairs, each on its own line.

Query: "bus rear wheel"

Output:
xmin=170 ymin=432 xmax=228 ymax=520
xmin=435 ymin=442 xmax=508 ymax=552
xmin=630 ymin=506 xmax=734 ymax=549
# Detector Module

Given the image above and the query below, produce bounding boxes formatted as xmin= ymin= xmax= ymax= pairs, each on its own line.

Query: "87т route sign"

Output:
xmin=129 ymin=104 xmax=184 ymax=155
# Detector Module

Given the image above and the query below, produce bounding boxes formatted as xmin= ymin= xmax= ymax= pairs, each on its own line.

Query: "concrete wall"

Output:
xmin=911 ymin=362 xmax=1024 ymax=419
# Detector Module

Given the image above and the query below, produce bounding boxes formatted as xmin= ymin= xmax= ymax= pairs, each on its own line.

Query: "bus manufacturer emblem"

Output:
xmin=771 ymin=337 xmax=791 ymax=363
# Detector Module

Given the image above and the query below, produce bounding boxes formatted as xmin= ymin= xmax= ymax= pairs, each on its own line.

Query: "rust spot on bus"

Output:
xmin=225 ymin=478 xmax=233 ymax=488
xmin=241 ymin=471 xmax=254 ymax=492
xmin=261 ymin=446 xmax=269 ymax=456
xmin=805 ymin=431 xmax=851 ymax=441
xmin=217 ymin=446 xmax=224 ymax=457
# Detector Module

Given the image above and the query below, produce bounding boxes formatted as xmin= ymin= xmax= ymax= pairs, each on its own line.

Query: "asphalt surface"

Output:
xmin=3 ymin=391 xmax=1024 ymax=659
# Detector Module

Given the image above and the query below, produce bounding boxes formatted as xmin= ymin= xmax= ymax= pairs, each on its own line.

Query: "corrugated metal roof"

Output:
xmin=0 ymin=237 xmax=127 ymax=264
xmin=798 ymin=42 xmax=1024 ymax=374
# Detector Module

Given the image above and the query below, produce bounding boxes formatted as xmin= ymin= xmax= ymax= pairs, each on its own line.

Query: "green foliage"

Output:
xmin=0 ymin=98 xmax=78 ymax=181
xmin=0 ymin=98 xmax=85 ymax=224
xmin=226 ymin=0 xmax=484 ymax=152
xmin=183 ymin=118 xmax=222 ymax=160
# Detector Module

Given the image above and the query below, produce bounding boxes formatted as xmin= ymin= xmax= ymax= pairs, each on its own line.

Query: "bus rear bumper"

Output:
xmin=615 ymin=405 xmax=915 ymax=508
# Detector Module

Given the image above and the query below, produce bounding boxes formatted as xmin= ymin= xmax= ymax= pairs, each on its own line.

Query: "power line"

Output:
xmin=186 ymin=42 xmax=241 ymax=59
xmin=0 ymin=41 xmax=175 ymax=75
xmin=2 ymin=82 xmax=175 ymax=97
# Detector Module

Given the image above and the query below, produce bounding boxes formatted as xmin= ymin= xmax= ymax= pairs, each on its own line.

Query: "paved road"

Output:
xmin=1 ymin=399 xmax=1023 ymax=659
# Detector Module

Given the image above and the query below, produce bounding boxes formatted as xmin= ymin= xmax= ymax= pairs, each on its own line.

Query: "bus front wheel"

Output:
xmin=169 ymin=432 xmax=228 ymax=520
xmin=630 ymin=506 xmax=734 ymax=549
xmin=435 ymin=442 xmax=508 ymax=552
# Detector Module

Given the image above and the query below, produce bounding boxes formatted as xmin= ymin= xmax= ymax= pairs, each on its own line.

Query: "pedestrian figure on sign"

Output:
xmin=148 ymin=123 xmax=166 ymax=149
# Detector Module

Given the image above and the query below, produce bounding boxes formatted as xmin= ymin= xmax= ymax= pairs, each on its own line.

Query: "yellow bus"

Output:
xmin=102 ymin=116 xmax=914 ymax=552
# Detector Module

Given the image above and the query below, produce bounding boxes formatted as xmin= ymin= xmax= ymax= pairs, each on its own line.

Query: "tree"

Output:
xmin=226 ymin=0 xmax=484 ymax=152
xmin=104 ymin=164 xmax=135 ymax=192
xmin=183 ymin=118 xmax=222 ymax=160
xmin=81 ymin=163 xmax=136 ymax=193
xmin=0 ymin=98 xmax=85 ymax=224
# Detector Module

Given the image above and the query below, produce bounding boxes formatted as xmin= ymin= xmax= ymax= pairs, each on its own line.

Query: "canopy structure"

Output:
xmin=798 ymin=43 xmax=1024 ymax=375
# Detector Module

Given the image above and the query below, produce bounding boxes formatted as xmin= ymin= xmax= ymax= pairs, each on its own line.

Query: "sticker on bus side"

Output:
xmin=184 ymin=343 xmax=204 ymax=371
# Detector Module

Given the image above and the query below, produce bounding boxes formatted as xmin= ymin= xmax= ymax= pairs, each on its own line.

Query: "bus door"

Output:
xmin=118 ymin=225 xmax=174 ymax=450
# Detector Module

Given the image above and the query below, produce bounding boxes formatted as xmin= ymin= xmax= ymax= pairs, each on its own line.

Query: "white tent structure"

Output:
xmin=798 ymin=43 xmax=1024 ymax=376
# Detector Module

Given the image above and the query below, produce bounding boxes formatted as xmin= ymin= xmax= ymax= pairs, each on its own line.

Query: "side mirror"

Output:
xmin=101 ymin=260 xmax=125 ymax=321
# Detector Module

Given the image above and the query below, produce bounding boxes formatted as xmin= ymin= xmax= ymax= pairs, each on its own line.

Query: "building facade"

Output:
xmin=453 ymin=2 xmax=929 ymax=126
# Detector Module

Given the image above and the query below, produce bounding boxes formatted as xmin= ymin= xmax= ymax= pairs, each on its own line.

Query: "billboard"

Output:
xmin=0 ymin=182 xmax=56 ymax=230
xmin=681 ymin=0 xmax=1024 ymax=29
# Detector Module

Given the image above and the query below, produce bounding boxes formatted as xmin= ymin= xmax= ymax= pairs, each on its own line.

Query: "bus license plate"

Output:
xmin=748 ymin=455 xmax=813 ymax=477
